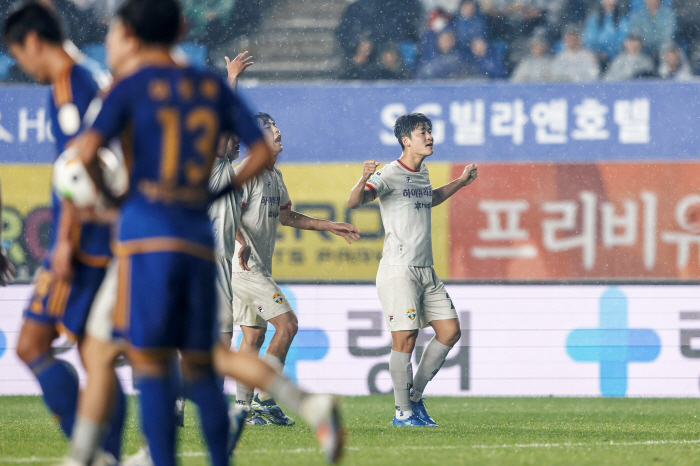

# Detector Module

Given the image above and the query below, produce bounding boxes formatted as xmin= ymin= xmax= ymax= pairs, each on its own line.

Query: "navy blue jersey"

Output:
xmin=48 ymin=63 xmax=111 ymax=265
xmin=90 ymin=65 xmax=263 ymax=254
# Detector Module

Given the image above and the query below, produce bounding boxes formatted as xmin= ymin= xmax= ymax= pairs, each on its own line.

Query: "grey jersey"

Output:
xmin=208 ymin=156 xmax=243 ymax=260
xmin=366 ymin=160 xmax=434 ymax=267
xmin=232 ymin=165 xmax=291 ymax=275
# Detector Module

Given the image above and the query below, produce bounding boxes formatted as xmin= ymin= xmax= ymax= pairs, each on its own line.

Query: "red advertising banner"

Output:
xmin=449 ymin=163 xmax=700 ymax=280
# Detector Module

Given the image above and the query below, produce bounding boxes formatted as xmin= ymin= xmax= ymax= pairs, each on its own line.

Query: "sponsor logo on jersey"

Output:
xmin=403 ymin=187 xmax=433 ymax=199
xmin=406 ymin=309 xmax=416 ymax=321
xmin=257 ymin=305 xmax=265 ymax=314
xmin=414 ymin=201 xmax=432 ymax=210
xmin=406 ymin=176 xmax=412 ymax=183
xmin=273 ymin=293 xmax=283 ymax=304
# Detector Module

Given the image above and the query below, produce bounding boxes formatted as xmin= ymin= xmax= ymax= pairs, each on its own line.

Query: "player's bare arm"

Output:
xmin=431 ymin=163 xmax=478 ymax=207
xmin=232 ymin=139 xmax=273 ymax=188
xmin=0 ymin=178 xmax=16 ymax=285
xmin=348 ymin=160 xmax=381 ymax=208
xmin=279 ymin=208 xmax=361 ymax=244
xmin=225 ymin=51 xmax=253 ymax=90
xmin=51 ymin=199 xmax=78 ymax=280
xmin=236 ymin=228 xmax=251 ymax=271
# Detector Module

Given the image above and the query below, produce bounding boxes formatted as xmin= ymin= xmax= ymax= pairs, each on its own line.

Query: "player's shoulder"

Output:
xmin=53 ymin=62 xmax=97 ymax=107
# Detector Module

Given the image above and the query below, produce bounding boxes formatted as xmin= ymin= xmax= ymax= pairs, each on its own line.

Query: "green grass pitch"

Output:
xmin=1 ymin=395 xmax=700 ymax=465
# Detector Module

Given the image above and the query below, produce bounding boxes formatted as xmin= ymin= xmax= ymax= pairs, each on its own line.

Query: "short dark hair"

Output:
xmin=116 ymin=0 xmax=181 ymax=47
xmin=4 ymin=1 xmax=64 ymax=47
xmin=253 ymin=112 xmax=275 ymax=127
xmin=394 ymin=113 xmax=432 ymax=149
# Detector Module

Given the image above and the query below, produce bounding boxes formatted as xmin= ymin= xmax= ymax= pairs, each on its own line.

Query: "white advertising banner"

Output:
xmin=1 ymin=284 xmax=700 ymax=397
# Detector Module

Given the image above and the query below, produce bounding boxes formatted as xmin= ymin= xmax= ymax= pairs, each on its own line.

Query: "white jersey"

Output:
xmin=232 ymin=165 xmax=291 ymax=275
xmin=208 ymin=156 xmax=243 ymax=260
xmin=366 ymin=160 xmax=433 ymax=267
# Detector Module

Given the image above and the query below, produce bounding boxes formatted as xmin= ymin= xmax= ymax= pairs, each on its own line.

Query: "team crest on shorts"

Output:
xmin=406 ymin=309 xmax=416 ymax=321
xmin=257 ymin=305 xmax=265 ymax=314
xmin=273 ymin=293 xmax=283 ymax=304
xmin=389 ymin=315 xmax=395 ymax=323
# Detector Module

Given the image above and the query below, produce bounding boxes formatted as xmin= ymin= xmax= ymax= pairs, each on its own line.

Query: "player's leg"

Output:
xmin=236 ymin=325 xmax=266 ymax=408
xmin=212 ymin=345 xmax=344 ymax=463
xmin=17 ymin=269 xmax=79 ymax=437
xmin=410 ymin=268 xmax=461 ymax=426
xmin=376 ymin=264 xmax=427 ymax=426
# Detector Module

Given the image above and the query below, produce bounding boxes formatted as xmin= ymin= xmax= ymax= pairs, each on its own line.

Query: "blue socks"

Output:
xmin=185 ymin=372 xmax=229 ymax=466
xmin=102 ymin=379 xmax=126 ymax=460
xmin=135 ymin=374 xmax=177 ymax=466
xmin=29 ymin=354 xmax=79 ymax=437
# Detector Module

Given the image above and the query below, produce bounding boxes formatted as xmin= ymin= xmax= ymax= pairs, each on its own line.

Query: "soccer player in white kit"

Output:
xmin=230 ymin=112 xmax=361 ymax=425
xmin=348 ymin=113 xmax=478 ymax=427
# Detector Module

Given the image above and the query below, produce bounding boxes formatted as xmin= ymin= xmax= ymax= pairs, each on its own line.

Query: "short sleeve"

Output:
xmin=277 ymin=170 xmax=292 ymax=210
xmin=219 ymin=83 xmax=263 ymax=147
xmin=365 ymin=168 xmax=391 ymax=200
xmin=90 ymin=80 xmax=131 ymax=142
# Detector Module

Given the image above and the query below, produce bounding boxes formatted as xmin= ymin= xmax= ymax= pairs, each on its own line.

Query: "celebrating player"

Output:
xmin=229 ymin=112 xmax=361 ymax=425
xmin=4 ymin=3 xmax=125 ymax=462
xmin=348 ymin=113 xmax=478 ymax=427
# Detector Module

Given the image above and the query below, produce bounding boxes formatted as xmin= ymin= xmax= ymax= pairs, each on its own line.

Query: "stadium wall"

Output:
xmin=2 ymin=284 xmax=700 ymax=397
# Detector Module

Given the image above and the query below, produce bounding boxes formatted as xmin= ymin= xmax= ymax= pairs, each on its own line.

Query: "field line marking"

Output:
xmin=2 ymin=439 xmax=700 ymax=462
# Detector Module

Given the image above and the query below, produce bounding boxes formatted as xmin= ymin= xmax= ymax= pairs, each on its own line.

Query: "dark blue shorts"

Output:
xmin=24 ymin=262 xmax=107 ymax=339
xmin=113 ymin=249 xmax=217 ymax=352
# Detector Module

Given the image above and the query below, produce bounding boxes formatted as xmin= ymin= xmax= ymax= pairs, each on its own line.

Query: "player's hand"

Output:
xmin=327 ymin=222 xmax=361 ymax=244
xmin=52 ymin=240 xmax=74 ymax=281
xmin=362 ymin=161 xmax=380 ymax=182
xmin=460 ymin=163 xmax=478 ymax=187
xmin=238 ymin=244 xmax=251 ymax=271
xmin=225 ymin=52 xmax=254 ymax=83
xmin=0 ymin=246 xmax=16 ymax=286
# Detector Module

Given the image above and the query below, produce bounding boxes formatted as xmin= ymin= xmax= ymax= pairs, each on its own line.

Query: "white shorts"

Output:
xmin=85 ymin=260 xmax=117 ymax=343
xmin=216 ymin=254 xmax=234 ymax=333
xmin=230 ymin=272 xmax=293 ymax=328
xmin=376 ymin=264 xmax=457 ymax=331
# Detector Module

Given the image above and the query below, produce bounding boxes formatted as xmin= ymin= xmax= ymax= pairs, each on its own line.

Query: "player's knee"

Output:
xmin=16 ymin=327 xmax=51 ymax=364
xmin=447 ymin=329 xmax=462 ymax=347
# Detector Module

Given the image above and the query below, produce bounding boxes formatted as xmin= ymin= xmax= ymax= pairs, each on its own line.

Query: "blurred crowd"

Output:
xmin=0 ymin=0 xmax=269 ymax=82
xmin=336 ymin=0 xmax=699 ymax=81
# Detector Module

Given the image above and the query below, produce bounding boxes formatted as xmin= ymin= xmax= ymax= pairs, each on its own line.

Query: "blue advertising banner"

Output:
xmin=1 ymin=81 xmax=699 ymax=164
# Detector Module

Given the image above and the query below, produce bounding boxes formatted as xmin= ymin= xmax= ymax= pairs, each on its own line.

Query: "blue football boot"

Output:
xmin=392 ymin=409 xmax=431 ymax=427
xmin=410 ymin=397 xmax=439 ymax=427
xmin=251 ymin=394 xmax=296 ymax=426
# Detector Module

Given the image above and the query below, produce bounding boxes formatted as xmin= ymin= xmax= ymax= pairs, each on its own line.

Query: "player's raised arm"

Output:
xmin=279 ymin=208 xmax=361 ymax=244
xmin=348 ymin=160 xmax=381 ymax=209
xmin=225 ymin=51 xmax=253 ymax=91
xmin=431 ymin=163 xmax=478 ymax=207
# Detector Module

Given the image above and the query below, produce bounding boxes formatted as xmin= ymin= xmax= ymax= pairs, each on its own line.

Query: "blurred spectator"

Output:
xmin=339 ymin=36 xmax=383 ymax=80
xmin=455 ymin=0 xmax=488 ymax=49
xmin=603 ymin=35 xmax=654 ymax=81
xmin=420 ymin=8 xmax=453 ymax=64
xmin=467 ymin=37 xmax=507 ymax=78
xmin=478 ymin=0 xmax=545 ymax=42
xmin=659 ymin=43 xmax=694 ymax=81
xmin=182 ymin=0 xmax=236 ymax=62
xmin=551 ymin=24 xmax=600 ymax=81
xmin=421 ymin=0 xmax=462 ymax=14
xmin=672 ymin=0 xmax=700 ymax=52
xmin=377 ymin=43 xmax=408 ymax=79
xmin=416 ymin=29 xmax=468 ymax=79
xmin=511 ymin=35 xmax=552 ymax=82
xmin=46 ymin=0 xmax=106 ymax=47
xmin=629 ymin=0 xmax=676 ymax=56
xmin=583 ymin=0 xmax=630 ymax=66
xmin=336 ymin=0 xmax=422 ymax=60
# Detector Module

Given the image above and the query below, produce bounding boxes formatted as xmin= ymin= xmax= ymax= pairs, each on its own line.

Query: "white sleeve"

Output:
xmin=233 ymin=164 xmax=252 ymax=211
xmin=277 ymin=169 xmax=292 ymax=210
xmin=365 ymin=167 xmax=392 ymax=200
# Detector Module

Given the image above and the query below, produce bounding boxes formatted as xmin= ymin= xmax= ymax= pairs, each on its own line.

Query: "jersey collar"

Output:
xmin=397 ymin=159 xmax=420 ymax=173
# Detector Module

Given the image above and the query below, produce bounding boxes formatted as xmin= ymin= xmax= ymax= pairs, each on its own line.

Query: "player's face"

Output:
xmin=9 ymin=33 xmax=48 ymax=83
xmin=106 ymin=19 xmax=135 ymax=75
xmin=260 ymin=121 xmax=283 ymax=156
xmin=226 ymin=134 xmax=240 ymax=161
xmin=406 ymin=124 xmax=434 ymax=157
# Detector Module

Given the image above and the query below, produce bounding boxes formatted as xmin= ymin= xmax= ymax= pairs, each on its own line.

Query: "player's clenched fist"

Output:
xmin=460 ymin=163 xmax=478 ymax=186
xmin=362 ymin=160 xmax=380 ymax=181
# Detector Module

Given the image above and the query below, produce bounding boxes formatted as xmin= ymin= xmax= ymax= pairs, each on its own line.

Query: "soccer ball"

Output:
xmin=53 ymin=147 xmax=98 ymax=207
xmin=53 ymin=146 xmax=129 ymax=208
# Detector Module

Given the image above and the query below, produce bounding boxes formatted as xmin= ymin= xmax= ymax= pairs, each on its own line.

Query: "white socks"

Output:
xmin=389 ymin=350 xmax=413 ymax=413
xmin=411 ymin=337 xmax=453 ymax=402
